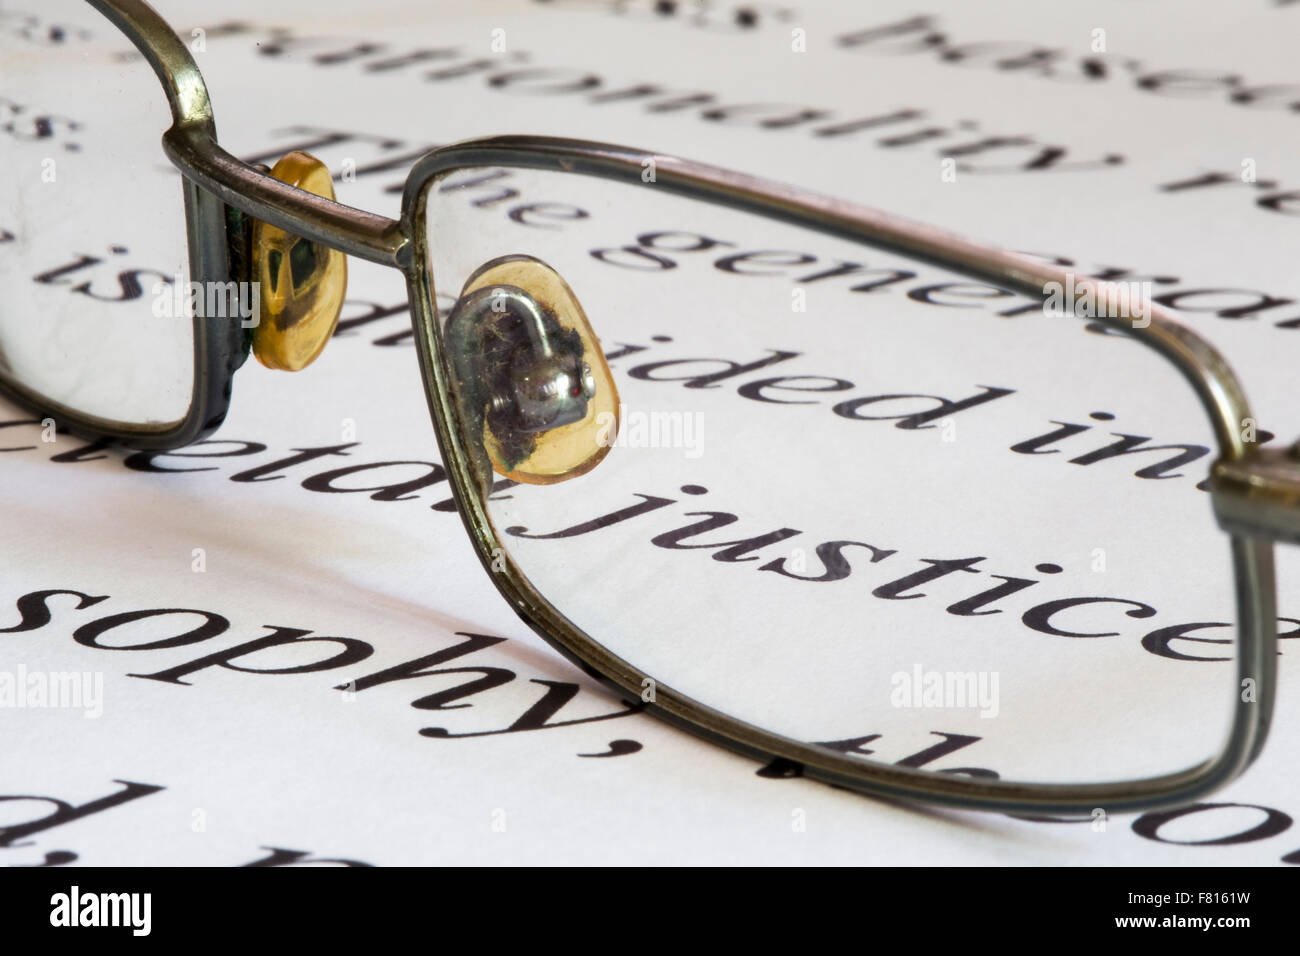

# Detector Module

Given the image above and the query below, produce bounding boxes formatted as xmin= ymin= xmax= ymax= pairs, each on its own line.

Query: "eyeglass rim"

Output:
xmin=400 ymin=144 xmax=1278 ymax=815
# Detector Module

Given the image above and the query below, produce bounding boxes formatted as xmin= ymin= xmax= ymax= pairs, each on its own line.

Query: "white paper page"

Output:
xmin=2 ymin=0 xmax=1298 ymax=865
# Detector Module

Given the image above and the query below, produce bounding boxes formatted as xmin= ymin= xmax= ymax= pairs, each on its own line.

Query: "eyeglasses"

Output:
xmin=3 ymin=0 xmax=1295 ymax=817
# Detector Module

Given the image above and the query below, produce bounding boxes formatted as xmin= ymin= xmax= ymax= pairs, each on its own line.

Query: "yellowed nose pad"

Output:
xmin=445 ymin=255 xmax=620 ymax=485
xmin=250 ymin=151 xmax=347 ymax=371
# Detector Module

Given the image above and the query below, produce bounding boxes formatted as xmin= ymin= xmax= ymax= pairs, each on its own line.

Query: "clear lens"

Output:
xmin=425 ymin=165 xmax=1239 ymax=787
xmin=0 ymin=3 xmax=195 ymax=428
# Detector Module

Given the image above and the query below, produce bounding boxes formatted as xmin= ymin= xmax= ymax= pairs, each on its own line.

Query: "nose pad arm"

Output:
xmin=444 ymin=255 xmax=619 ymax=486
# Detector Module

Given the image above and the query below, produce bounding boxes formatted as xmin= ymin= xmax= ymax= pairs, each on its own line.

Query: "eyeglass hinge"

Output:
xmin=1212 ymin=443 xmax=1300 ymax=544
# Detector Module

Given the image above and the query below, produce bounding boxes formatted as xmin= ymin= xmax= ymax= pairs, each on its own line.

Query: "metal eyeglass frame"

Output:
xmin=9 ymin=0 xmax=1299 ymax=815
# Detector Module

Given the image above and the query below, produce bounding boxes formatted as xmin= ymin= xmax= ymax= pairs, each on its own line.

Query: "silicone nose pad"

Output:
xmin=250 ymin=150 xmax=347 ymax=372
xmin=444 ymin=254 xmax=619 ymax=485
